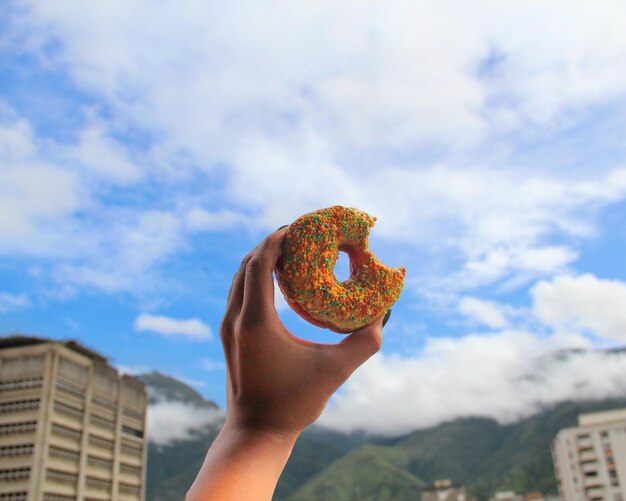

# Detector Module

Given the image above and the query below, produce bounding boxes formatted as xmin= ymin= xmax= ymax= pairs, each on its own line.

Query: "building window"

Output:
xmin=121 ymin=441 xmax=142 ymax=457
xmin=42 ymin=494 xmax=75 ymax=501
xmin=0 ymin=421 xmax=37 ymax=435
xmin=90 ymin=413 xmax=116 ymax=430
xmin=0 ymin=399 xmax=40 ymax=413
xmin=92 ymin=395 xmax=116 ymax=411
xmin=53 ymin=400 xmax=84 ymax=421
xmin=88 ymin=434 xmax=114 ymax=451
xmin=122 ymin=425 xmax=143 ymax=438
xmin=0 ymin=468 xmax=30 ymax=481
xmin=86 ymin=476 xmax=112 ymax=491
xmin=48 ymin=445 xmax=79 ymax=463
xmin=51 ymin=423 xmax=81 ymax=441
xmin=55 ymin=380 xmax=85 ymax=399
xmin=0 ymin=377 xmax=43 ymax=392
xmin=87 ymin=455 xmax=113 ymax=470
xmin=46 ymin=469 xmax=77 ymax=486
xmin=0 ymin=492 xmax=27 ymax=501
xmin=120 ymin=463 xmax=142 ymax=476
xmin=0 ymin=444 xmax=33 ymax=457
xmin=123 ymin=407 xmax=144 ymax=420
xmin=119 ymin=482 xmax=141 ymax=496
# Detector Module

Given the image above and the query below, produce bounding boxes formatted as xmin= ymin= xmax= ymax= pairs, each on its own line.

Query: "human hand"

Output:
xmin=220 ymin=226 xmax=384 ymax=439
xmin=186 ymin=227 xmax=385 ymax=500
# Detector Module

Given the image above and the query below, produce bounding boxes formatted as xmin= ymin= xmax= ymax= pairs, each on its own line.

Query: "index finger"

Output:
xmin=241 ymin=226 xmax=289 ymax=316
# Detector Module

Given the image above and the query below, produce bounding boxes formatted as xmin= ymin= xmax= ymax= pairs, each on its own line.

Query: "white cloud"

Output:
xmin=18 ymin=0 xmax=626 ymax=152
xmin=147 ymin=400 xmax=223 ymax=445
xmin=0 ymin=107 xmax=185 ymax=294
xmin=3 ymin=1 xmax=626 ymax=300
xmin=134 ymin=313 xmax=212 ymax=341
xmin=0 ymin=292 xmax=31 ymax=313
xmin=69 ymin=125 xmax=142 ymax=184
xmin=322 ymin=271 xmax=626 ymax=434
xmin=321 ymin=331 xmax=626 ymax=435
xmin=185 ymin=208 xmax=250 ymax=232
xmin=0 ymin=118 xmax=83 ymax=254
xmin=533 ymin=274 xmax=626 ymax=343
xmin=458 ymin=297 xmax=507 ymax=329
xmin=51 ymin=209 xmax=185 ymax=293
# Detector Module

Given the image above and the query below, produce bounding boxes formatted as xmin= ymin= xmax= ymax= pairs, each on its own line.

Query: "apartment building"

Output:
xmin=0 ymin=335 xmax=147 ymax=501
xmin=552 ymin=408 xmax=626 ymax=501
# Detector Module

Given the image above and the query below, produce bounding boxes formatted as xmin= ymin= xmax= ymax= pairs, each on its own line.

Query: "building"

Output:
xmin=489 ymin=491 xmax=558 ymax=501
xmin=0 ymin=335 xmax=148 ymax=501
xmin=489 ymin=492 xmax=524 ymax=501
xmin=421 ymin=479 xmax=469 ymax=501
xmin=488 ymin=491 xmax=557 ymax=501
xmin=552 ymin=408 xmax=626 ymax=501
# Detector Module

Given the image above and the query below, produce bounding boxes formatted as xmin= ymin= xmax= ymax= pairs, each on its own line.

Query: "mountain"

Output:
xmin=283 ymin=398 xmax=626 ymax=501
xmin=139 ymin=372 xmax=626 ymax=501
xmin=285 ymin=444 xmax=424 ymax=501
xmin=139 ymin=371 xmax=218 ymax=408
xmin=137 ymin=372 xmax=223 ymax=501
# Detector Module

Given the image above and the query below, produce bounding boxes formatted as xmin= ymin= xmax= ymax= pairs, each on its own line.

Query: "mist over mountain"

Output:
xmin=139 ymin=354 xmax=626 ymax=501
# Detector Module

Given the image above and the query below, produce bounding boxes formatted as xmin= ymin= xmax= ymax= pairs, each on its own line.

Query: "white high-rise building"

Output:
xmin=0 ymin=335 xmax=147 ymax=501
xmin=552 ymin=408 xmax=626 ymax=501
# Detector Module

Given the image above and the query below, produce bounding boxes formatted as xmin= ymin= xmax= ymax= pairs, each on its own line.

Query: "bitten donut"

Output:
xmin=276 ymin=206 xmax=405 ymax=333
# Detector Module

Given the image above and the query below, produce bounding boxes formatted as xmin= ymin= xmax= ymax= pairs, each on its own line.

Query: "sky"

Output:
xmin=2 ymin=0 xmax=626 ymax=438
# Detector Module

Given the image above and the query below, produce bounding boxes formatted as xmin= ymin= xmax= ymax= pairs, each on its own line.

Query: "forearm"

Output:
xmin=186 ymin=423 xmax=299 ymax=501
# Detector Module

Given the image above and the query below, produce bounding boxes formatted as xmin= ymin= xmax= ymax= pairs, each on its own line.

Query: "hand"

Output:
xmin=187 ymin=227 xmax=384 ymax=500
xmin=221 ymin=226 xmax=384 ymax=437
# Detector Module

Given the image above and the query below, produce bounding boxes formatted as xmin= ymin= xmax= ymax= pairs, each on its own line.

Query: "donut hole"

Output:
xmin=334 ymin=250 xmax=351 ymax=283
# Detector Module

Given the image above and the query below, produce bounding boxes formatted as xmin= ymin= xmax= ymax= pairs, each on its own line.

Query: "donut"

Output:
xmin=275 ymin=206 xmax=405 ymax=333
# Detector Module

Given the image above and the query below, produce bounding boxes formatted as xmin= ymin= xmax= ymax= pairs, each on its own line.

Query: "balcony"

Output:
xmin=583 ymin=475 xmax=604 ymax=488
xmin=579 ymin=449 xmax=597 ymax=462
xmin=585 ymin=486 xmax=604 ymax=500
xmin=581 ymin=461 xmax=599 ymax=473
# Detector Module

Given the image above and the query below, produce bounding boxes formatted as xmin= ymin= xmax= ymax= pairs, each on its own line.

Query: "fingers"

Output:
xmin=241 ymin=227 xmax=288 ymax=318
xmin=221 ymin=251 xmax=254 ymax=344
xmin=328 ymin=316 xmax=384 ymax=377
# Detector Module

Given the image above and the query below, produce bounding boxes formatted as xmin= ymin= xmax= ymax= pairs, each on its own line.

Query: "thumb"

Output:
xmin=332 ymin=315 xmax=384 ymax=375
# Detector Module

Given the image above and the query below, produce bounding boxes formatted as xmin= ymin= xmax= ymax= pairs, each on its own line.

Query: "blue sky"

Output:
xmin=2 ymin=1 xmax=626 ymax=434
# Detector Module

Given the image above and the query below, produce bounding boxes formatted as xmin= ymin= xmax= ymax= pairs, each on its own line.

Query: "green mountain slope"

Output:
xmin=285 ymin=444 xmax=424 ymax=501
xmin=286 ymin=398 xmax=626 ymax=501
xmin=146 ymin=435 xmax=219 ymax=501
xmin=275 ymin=428 xmax=371 ymax=499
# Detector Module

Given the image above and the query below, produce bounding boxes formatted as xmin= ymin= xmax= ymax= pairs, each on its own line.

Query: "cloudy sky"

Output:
xmin=2 ymin=1 xmax=626 ymax=436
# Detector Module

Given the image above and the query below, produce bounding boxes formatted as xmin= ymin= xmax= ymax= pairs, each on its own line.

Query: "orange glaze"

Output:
xmin=275 ymin=206 xmax=406 ymax=333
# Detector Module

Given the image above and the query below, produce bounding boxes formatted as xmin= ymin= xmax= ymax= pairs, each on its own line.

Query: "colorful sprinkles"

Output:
xmin=276 ymin=206 xmax=406 ymax=332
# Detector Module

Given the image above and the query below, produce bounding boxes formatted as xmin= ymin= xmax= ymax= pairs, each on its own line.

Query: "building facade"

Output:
xmin=552 ymin=408 xmax=626 ymax=501
xmin=421 ymin=479 xmax=469 ymax=501
xmin=0 ymin=336 xmax=147 ymax=501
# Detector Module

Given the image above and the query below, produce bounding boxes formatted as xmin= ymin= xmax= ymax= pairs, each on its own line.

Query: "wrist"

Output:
xmin=186 ymin=418 xmax=299 ymax=500
xmin=221 ymin=418 xmax=301 ymax=449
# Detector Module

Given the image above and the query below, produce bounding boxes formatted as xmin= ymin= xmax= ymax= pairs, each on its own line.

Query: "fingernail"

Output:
xmin=382 ymin=309 xmax=392 ymax=328
xmin=276 ymin=225 xmax=289 ymax=231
